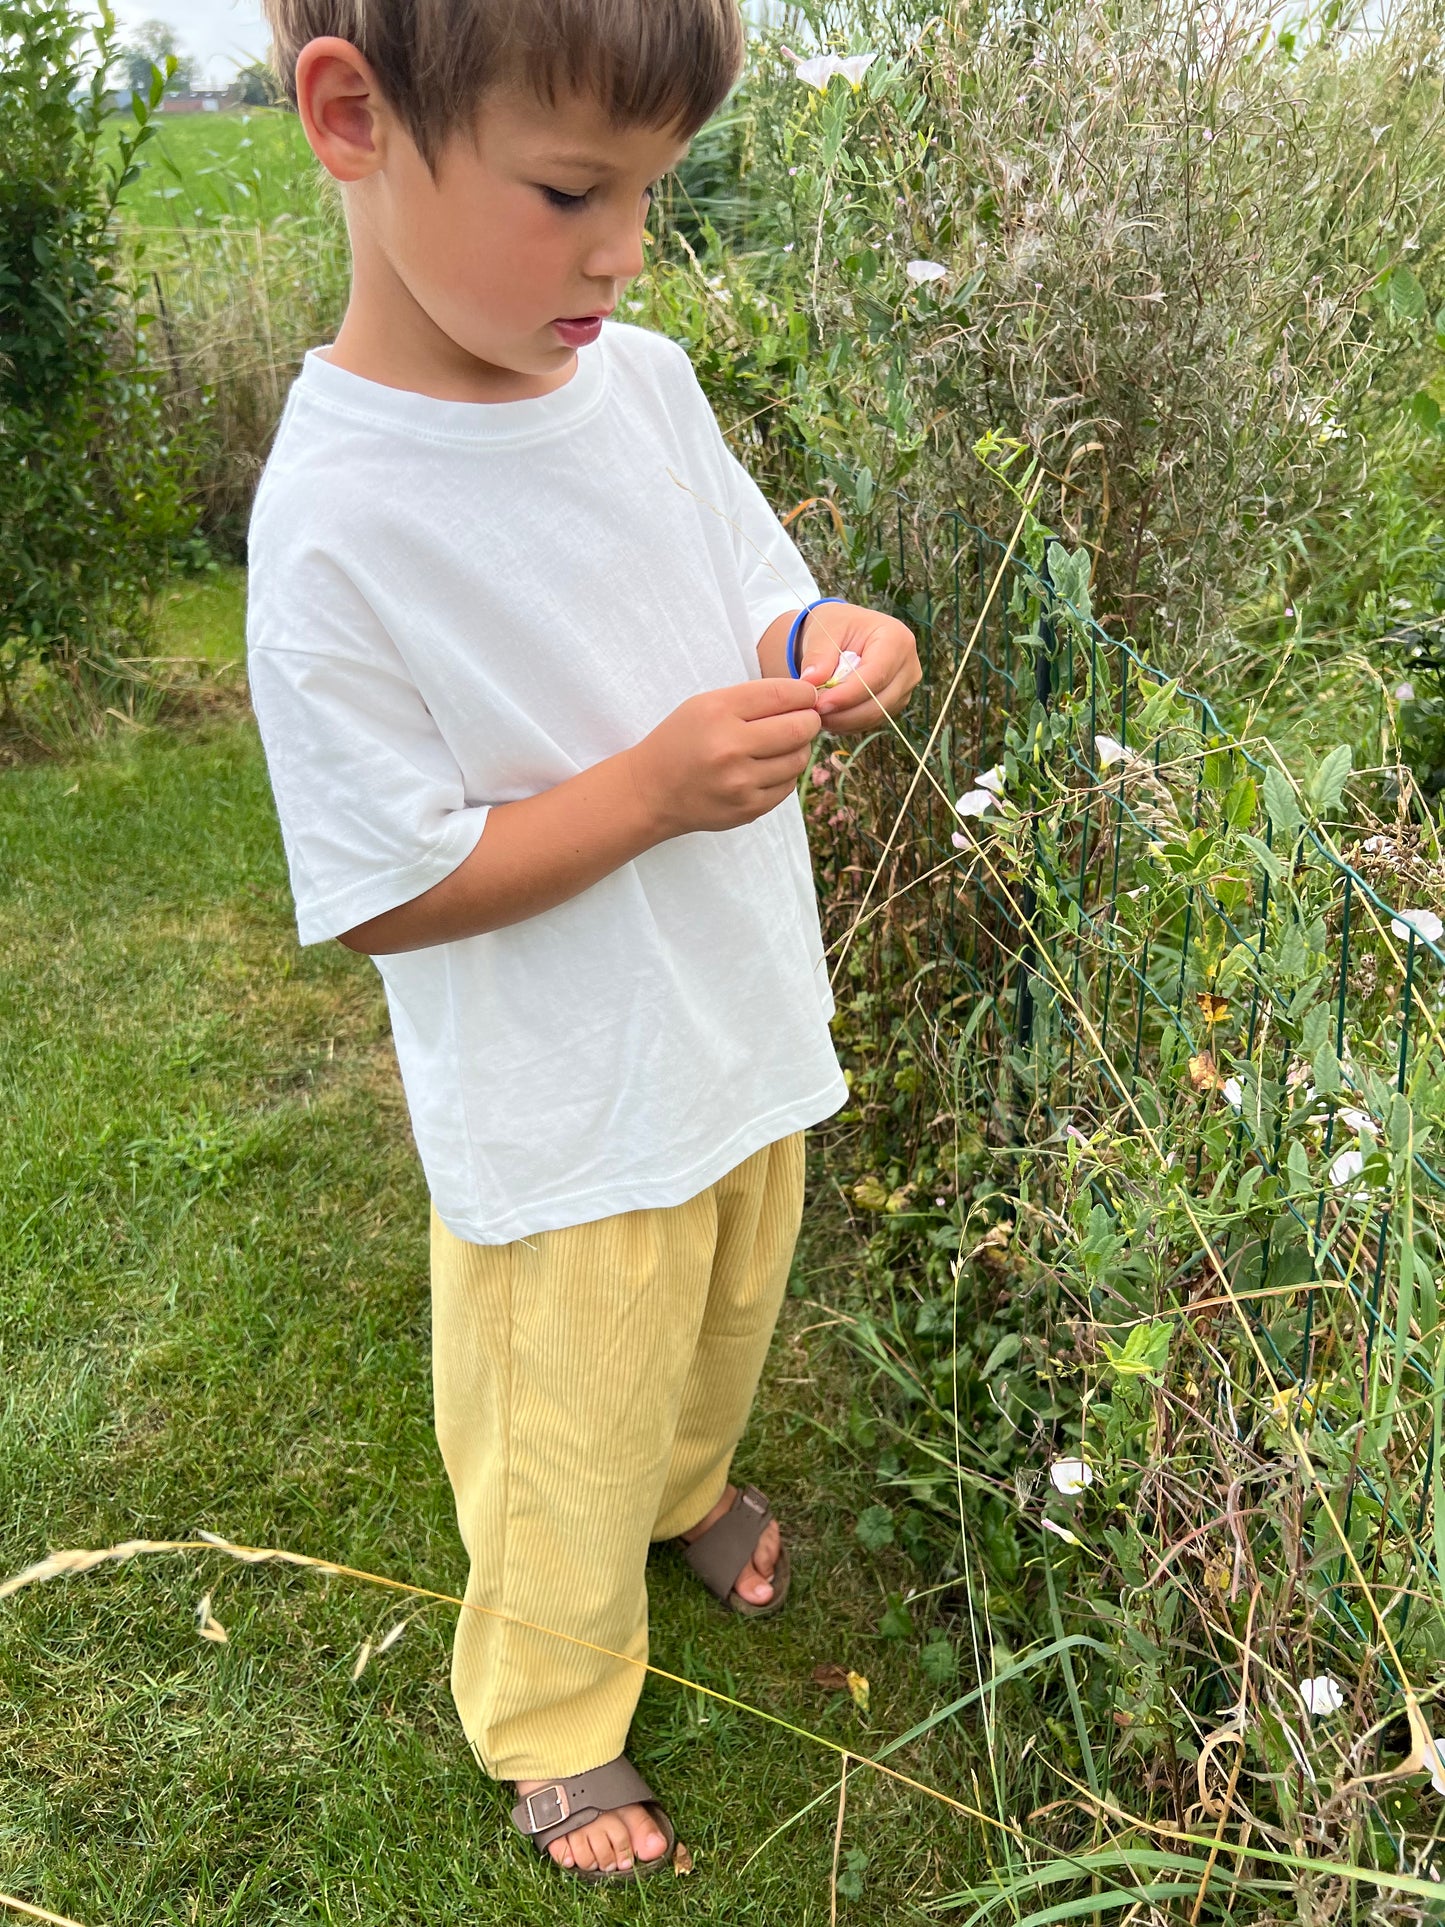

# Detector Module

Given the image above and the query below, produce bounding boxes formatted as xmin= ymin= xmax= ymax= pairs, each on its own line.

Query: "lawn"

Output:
xmin=0 ymin=573 xmax=977 ymax=1925
xmin=109 ymin=108 xmax=323 ymax=228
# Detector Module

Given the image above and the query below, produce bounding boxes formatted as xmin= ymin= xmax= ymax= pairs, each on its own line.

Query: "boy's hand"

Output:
xmin=795 ymin=603 xmax=921 ymax=734
xmin=627 ymin=679 xmax=823 ymax=838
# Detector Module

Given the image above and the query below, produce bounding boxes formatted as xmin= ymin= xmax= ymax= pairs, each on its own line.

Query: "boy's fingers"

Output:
xmin=733 ymin=676 xmax=821 ymax=720
xmin=743 ymin=709 xmax=821 ymax=759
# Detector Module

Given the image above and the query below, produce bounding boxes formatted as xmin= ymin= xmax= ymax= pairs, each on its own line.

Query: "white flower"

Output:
xmin=1041 ymin=1518 xmax=1081 ymax=1545
xmin=822 ymin=649 xmax=862 ymax=689
xmin=1124 ymin=884 xmax=1150 ymax=900
xmin=950 ymin=831 xmax=970 ymax=850
xmin=974 ymin=763 xmax=1007 ymax=794
xmin=1095 ymin=734 xmax=1134 ymax=768
xmin=955 ymin=789 xmax=994 ymax=818
xmin=835 ymin=52 xmax=878 ymax=87
xmin=1337 ymin=1105 xmax=1375 ymax=1135
xmin=1391 ymin=909 xmax=1444 ymax=946
xmin=1297 ymin=1674 xmax=1344 ymax=1717
xmin=1329 ymin=1148 xmax=1365 ymax=1188
xmin=1222 ymin=1077 xmax=1243 ymax=1111
xmin=1396 ymin=681 xmax=1416 ymax=702
xmin=905 ymin=258 xmax=948 ymax=284
xmin=1428 ymin=1736 xmax=1445 ymax=1796
xmin=783 ymin=47 xmax=877 ymax=90
xmin=1049 ymin=1457 xmax=1094 ymax=1495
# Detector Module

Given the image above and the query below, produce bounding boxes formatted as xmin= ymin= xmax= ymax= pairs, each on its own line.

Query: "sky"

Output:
xmin=108 ymin=0 xmax=271 ymax=86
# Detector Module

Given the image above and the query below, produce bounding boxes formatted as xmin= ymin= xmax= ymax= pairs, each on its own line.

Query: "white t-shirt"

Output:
xmin=246 ymin=320 xmax=847 ymax=1244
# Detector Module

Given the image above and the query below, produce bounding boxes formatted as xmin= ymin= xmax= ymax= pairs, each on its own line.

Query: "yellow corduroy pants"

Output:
xmin=429 ymin=1131 xmax=806 ymax=1782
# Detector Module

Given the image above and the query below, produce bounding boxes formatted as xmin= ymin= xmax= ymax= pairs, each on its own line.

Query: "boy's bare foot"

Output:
xmin=680 ymin=1482 xmax=783 ymax=1606
xmin=514 ymin=1781 xmax=669 ymax=1873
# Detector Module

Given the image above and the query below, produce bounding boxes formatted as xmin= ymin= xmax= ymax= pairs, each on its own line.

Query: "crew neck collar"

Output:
xmin=297 ymin=330 xmax=610 ymax=447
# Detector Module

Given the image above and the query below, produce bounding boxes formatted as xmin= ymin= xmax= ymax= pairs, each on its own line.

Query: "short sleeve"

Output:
xmin=719 ymin=441 xmax=825 ymax=644
xmin=655 ymin=335 xmax=825 ymax=642
xmin=246 ymin=549 xmax=489 ymax=946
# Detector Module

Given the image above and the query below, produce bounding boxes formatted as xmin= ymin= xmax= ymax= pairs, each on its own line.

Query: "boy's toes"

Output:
xmin=733 ymin=1520 xmax=781 ymax=1602
xmin=599 ymin=1810 xmax=635 ymax=1869
xmin=622 ymin=1802 xmax=670 ymax=1864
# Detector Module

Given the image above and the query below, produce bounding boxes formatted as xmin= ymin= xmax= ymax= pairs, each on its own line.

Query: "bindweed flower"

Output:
xmin=1391 ymin=908 xmax=1444 ymax=946
xmin=1329 ymin=1148 xmax=1365 ymax=1188
xmin=956 ymin=789 xmax=994 ymax=818
xmin=905 ymin=258 xmax=948 ymax=284
xmin=782 ymin=46 xmax=878 ymax=90
xmin=975 ymin=763 xmax=1007 ymax=795
xmin=1297 ymin=1675 xmax=1344 ymax=1717
xmin=1095 ymin=734 xmax=1131 ymax=768
xmin=823 ymin=649 xmax=862 ymax=689
xmin=1222 ymin=1077 xmax=1244 ymax=1110
xmin=1049 ymin=1458 xmax=1094 ymax=1495
xmin=1428 ymin=1737 xmax=1445 ymax=1796
xmin=1041 ymin=1518 xmax=1081 ymax=1546
xmin=950 ymin=831 xmax=970 ymax=850
xmin=1396 ymin=681 xmax=1417 ymax=702
xmin=1337 ymin=1105 xmax=1375 ymax=1135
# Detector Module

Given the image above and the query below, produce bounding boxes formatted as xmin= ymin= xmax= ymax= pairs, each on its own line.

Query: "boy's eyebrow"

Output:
xmin=536 ymin=147 xmax=691 ymax=175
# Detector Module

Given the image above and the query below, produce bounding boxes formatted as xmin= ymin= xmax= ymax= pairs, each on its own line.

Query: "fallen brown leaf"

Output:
xmin=813 ymin=1662 xmax=851 ymax=1692
xmin=672 ymin=1841 xmax=694 ymax=1875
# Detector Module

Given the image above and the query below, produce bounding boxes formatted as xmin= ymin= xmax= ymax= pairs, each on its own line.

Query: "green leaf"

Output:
xmin=1312 ymin=1040 xmax=1341 ymax=1095
xmin=1102 ymin=1319 xmax=1171 ymax=1382
xmin=1306 ymin=744 xmax=1351 ymax=815
xmin=879 ymin=1592 xmax=915 ymax=1639
xmin=855 ymin=1504 xmax=895 ymax=1552
xmin=1286 ymin=1137 xmax=1312 ymax=1196
xmin=1238 ymin=833 xmax=1284 ymax=883
xmin=920 ymin=1636 xmax=959 ymax=1687
xmin=981 ymin=1331 xmax=1021 ymax=1377
xmin=1223 ymin=775 xmax=1257 ymax=829
xmin=1389 ymin=264 xmax=1428 ymax=321
xmin=1262 ymin=767 xmax=1303 ymax=837
xmin=1411 ymin=391 xmax=1442 ymax=434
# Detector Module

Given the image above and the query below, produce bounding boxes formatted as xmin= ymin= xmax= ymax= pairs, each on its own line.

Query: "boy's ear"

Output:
xmin=293 ymin=37 xmax=391 ymax=183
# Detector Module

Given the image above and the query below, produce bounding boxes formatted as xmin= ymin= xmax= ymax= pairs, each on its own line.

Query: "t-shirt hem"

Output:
xmin=431 ymin=1071 xmax=850 ymax=1246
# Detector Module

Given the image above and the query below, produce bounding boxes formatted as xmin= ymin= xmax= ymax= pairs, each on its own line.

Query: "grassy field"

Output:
xmin=111 ymin=109 xmax=324 ymax=228
xmin=0 ymin=574 xmax=978 ymax=1925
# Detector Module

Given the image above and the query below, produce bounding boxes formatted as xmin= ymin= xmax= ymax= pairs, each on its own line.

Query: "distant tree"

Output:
xmin=233 ymin=57 xmax=281 ymax=107
xmin=119 ymin=18 xmax=195 ymax=96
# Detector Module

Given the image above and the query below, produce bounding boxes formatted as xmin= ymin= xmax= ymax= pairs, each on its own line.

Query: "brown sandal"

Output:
xmin=510 ymin=1756 xmax=676 ymax=1884
xmin=679 ymin=1483 xmax=791 ymax=1619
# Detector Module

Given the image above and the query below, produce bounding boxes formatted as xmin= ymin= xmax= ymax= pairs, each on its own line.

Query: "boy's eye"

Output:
xmin=540 ymin=182 xmax=660 ymax=211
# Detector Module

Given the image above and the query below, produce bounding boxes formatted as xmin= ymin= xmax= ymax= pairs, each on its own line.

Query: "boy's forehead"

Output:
xmin=484 ymin=86 xmax=690 ymax=171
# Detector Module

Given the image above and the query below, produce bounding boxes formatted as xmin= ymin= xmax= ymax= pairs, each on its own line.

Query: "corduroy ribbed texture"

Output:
xmin=429 ymin=1130 xmax=806 ymax=1780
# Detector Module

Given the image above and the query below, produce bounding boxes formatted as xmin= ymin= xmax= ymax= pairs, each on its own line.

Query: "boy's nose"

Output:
xmin=584 ymin=222 xmax=646 ymax=287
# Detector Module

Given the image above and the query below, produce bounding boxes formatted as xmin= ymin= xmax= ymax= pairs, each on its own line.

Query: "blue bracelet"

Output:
xmin=785 ymin=597 xmax=847 ymax=680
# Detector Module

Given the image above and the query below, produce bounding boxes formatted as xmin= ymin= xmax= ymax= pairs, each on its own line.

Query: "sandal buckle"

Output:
xmin=525 ymin=1784 xmax=570 ymax=1831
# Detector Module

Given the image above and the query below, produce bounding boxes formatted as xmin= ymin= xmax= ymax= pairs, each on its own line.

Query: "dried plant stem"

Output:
xmin=828 ymin=1755 xmax=850 ymax=1927
xmin=0 ymin=1892 xmax=88 ymax=1927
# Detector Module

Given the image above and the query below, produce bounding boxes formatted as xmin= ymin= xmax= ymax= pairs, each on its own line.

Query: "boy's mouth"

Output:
xmin=552 ymin=312 xmax=609 ymax=347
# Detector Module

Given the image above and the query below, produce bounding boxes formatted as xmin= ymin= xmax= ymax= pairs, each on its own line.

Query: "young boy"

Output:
xmin=249 ymin=0 xmax=920 ymax=1884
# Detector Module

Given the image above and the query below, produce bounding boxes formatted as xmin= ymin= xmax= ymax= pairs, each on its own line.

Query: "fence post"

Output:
xmin=1016 ymin=551 xmax=1056 ymax=1053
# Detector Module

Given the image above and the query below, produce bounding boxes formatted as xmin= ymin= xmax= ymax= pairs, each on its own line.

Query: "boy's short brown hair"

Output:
xmin=263 ymin=0 xmax=745 ymax=165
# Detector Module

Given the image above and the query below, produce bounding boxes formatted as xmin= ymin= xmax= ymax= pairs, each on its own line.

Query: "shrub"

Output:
xmin=0 ymin=0 xmax=198 ymax=713
xmin=638 ymin=0 xmax=1445 ymax=670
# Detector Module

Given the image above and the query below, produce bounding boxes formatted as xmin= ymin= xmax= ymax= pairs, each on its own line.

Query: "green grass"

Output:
xmin=0 ymin=575 xmax=981 ymax=1925
xmin=110 ymin=109 xmax=324 ymax=228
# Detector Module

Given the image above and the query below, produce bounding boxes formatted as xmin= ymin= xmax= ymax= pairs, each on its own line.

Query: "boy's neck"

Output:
xmin=325 ymin=239 xmax=580 ymax=405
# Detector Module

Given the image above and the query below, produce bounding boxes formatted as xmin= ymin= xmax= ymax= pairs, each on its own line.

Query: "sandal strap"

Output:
xmin=511 ymin=1756 xmax=657 ymax=1852
xmin=680 ymin=1484 xmax=773 ymax=1604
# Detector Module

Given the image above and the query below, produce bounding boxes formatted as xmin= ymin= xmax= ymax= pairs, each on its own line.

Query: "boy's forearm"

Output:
xmin=338 ymin=749 xmax=665 ymax=954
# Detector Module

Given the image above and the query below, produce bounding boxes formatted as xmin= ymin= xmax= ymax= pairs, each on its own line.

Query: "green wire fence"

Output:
xmin=792 ymin=489 xmax=1445 ymax=1656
